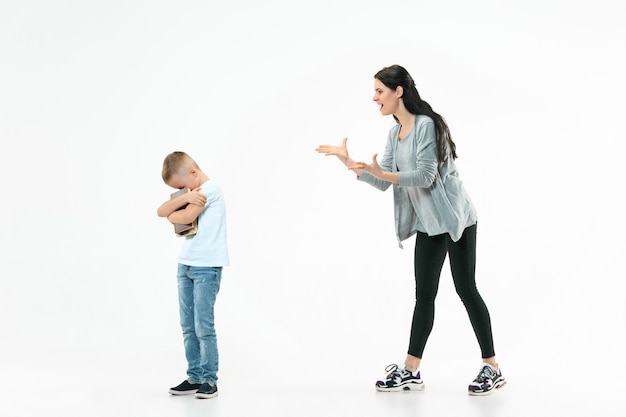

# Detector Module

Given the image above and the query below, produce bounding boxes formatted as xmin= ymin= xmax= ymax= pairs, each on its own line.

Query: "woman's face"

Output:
xmin=372 ymin=78 xmax=400 ymax=116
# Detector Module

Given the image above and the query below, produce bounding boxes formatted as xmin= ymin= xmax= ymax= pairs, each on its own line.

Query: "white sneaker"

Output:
xmin=468 ymin=363 xmax=506 ymax=395
xmin=375 ymin=364 xmax=425 ymax=392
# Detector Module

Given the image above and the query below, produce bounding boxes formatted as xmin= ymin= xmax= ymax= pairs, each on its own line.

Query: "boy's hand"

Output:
xmin=185 ymin=188 xmax=206 ymax=207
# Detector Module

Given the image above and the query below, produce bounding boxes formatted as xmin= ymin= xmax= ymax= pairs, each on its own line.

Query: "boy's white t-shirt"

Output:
xmin=177 ymin=180 xmax=230 ymax=267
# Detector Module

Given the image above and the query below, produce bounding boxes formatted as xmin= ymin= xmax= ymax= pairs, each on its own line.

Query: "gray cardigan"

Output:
xmin=358 ymin=115 xmax=477 ymax=247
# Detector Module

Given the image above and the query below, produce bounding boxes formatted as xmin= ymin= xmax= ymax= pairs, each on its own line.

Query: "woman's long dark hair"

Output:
xmin=375 ymin=64 xmax=457 ymax=161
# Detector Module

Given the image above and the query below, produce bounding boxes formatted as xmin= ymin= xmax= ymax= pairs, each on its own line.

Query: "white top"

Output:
xmin=178 ymin=180 xmax=230 ymax=267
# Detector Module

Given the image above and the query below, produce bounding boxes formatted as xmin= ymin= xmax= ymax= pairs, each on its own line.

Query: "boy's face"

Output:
xmin=167 ymin=169 xmax=202 ymax=190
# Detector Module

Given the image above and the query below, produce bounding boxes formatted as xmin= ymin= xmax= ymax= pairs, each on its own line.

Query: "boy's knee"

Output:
xmin=195 ymin=322 xmax=216 ymax=339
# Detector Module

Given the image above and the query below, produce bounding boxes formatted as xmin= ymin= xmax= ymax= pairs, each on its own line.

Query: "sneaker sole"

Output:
xmin=169 ymin=389 xmax=198 ymax=395
xmin=376 ymin=383 xmax=425 ymax=392
xmin=468 ymin=379 xmax=506 ymax=396
xmin=195 ymin=392 xmax=218 ymax=399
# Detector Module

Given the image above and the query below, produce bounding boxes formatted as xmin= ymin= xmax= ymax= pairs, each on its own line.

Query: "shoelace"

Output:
xmin=475 ymin=366 xmax=496 ymax=383
xmin=384 ymin=364 xmax=403 ymax=379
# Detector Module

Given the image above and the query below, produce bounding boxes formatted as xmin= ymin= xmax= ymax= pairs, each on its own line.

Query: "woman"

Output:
xmin=315 ymin=64 xmax=505 ymax=396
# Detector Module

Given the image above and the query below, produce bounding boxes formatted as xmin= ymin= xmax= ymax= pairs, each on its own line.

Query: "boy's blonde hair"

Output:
xmin=162 ymin=151 xmax=200 ymax=183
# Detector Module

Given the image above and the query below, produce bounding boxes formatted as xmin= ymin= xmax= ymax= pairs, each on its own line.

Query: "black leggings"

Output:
xmin=408 ymin=224 xmax=496 ymax=359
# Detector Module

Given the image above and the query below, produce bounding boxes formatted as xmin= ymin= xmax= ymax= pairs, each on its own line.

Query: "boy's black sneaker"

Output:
xmin=195 ymin=383 xmax=218 ymax=399
xmin=375 ymin=364 xmax=425 ymax=392
xmin=169 ymin=380 xmax=202 ymax=395
xmin=468 ymin=363 xmax=506 ymax=396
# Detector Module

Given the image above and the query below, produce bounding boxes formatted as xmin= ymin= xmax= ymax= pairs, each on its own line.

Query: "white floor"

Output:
xmin=1 ymin=343 xmax=623 ymax=417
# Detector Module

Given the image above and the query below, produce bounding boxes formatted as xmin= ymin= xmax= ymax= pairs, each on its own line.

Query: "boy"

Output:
xmin=157 ymin=151 xmax=229 ymax=399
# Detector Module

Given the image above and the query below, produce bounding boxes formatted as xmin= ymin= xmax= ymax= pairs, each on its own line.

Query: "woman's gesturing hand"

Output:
xmin=316 ymin=137 xmax=350 ymax=164
xmin=349 ymin=154 xmax=383 ymax=177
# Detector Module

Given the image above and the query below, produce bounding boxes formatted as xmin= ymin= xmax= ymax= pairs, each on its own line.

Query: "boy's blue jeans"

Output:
xmin=177 ymin=264 xmax=222 ymax=385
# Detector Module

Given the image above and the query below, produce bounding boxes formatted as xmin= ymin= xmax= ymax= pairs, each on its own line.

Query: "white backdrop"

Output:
xmin=1 ymin=1 xmax=624 ymax=416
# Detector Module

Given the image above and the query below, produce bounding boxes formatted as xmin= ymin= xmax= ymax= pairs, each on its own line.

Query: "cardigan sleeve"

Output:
xmin=357 ymin=130 xmax=394 ymax=191
xmin=398 ymin=119 xmax=438 ymax=188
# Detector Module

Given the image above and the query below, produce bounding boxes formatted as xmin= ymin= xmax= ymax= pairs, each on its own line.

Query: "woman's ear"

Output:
xmin=395 ymin=86 xmax=404 ymax=99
